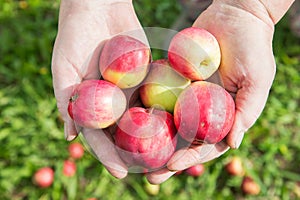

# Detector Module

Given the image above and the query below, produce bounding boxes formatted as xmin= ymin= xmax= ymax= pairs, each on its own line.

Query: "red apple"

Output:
xmin=174 ymin=81 xmax=235 ymax=144
xmin=139 ymin=59 xmax=191 ymax=113
xmin=68 ymin=142 xmax=84 ymax=159
xmin=225 ymin=156 xmax=245 ymax=176
xmin=241 ymin=176 xmax=261 ymax=195
xmin=63 ymin=160 xmax=76 ymax=177
xmin=174 ymin=170 xmax=183 ymax=176
xmin=68 ymin=79 xmax=127 ymax=129
xmin=185 ymin=164 xmax=205 ymax=177
xmin=115 ymin=107 xmax=177 ymax=171
xmin=168 ymin=27 xmax=221 ymax=81
xmin=33 ymin=167 xmax=54 ymax=188
xmin=99 ymin=35 xmax=151 ymax=88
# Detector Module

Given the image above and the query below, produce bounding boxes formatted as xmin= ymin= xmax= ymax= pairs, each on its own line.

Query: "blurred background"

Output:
xmin=1 ymin=0 xmax=300 ymax=199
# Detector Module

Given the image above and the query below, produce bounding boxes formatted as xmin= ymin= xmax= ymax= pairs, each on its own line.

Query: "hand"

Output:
xmin=147 ymin=0 xmax=276 ymax=184
xmin=51 ymin=0 xmax=146 ymax=179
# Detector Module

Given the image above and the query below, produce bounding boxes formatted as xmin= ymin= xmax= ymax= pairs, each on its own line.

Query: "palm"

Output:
xmin=147 ymin=2 xmax=277 ymax=184
xmin=194 ymin=3 xmax=276 ymax=147
xmin=51 ymin=1 xmax=144 ymax=179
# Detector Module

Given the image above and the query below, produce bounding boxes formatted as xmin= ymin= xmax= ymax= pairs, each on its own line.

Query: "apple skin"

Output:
xmin=68 ymin=142 xmax=84 ymax=160
xmin=144 ymin=180 xmax=160 ymax=196
xmin=174 ymin=81 xmax=235 ymax=144
xmin=68 ymin=79 xmax=127 ymax=129
xmin=63 ymin=160 xmax=76 ymax=177
xmin=139 ymin=59 xmax=191 ymax=113
xmin=99 ymin=35 xmax=151 ymax=89
xmin=185 ymin=164 xmax=205 ymax=177
xmin=241 ymin=176 xmax=261 ymax=195
xmin=225 ymin=156 xmax=245 ymax=176
xmin=115 ymin=107 xmax=178 ymax=170
xmin=168 ymin=27 xmax=221 ymax=81
xmin=33 ymin=167 xmax=54 ymax=188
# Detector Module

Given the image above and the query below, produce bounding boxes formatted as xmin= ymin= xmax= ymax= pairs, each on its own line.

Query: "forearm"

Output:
xmin=58 ymin=0 xmax=133 ymax=26
xmin=258 ymin=0 xmax=295 ymax=24
xmin=214 ymin=0 xmax=295 ymax=25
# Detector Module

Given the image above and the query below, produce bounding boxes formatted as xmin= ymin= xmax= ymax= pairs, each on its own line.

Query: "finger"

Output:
xmin=146 ymin=168 xmax=177 ymax=185
xmin=167 ymin=141 xmax=229 ymax=171
xmin=52 ymin=39 xmax=102 ymax=142
xmin=81 ymin=128 xmax=128 ymax=179
xmin=64 ymin=117 xmax=79 ymax=141
xmin=226 ymin=85 xmax=271 ymax=149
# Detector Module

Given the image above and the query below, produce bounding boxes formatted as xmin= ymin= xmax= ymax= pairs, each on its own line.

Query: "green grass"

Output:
xmin=1 ymin=0 xmax=300 ymax=199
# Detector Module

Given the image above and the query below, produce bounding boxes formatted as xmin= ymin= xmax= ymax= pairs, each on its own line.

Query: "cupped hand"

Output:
xmin=51 ymin=0 xmax=147 ymax=179
xmin=147 ymin=0 xmax=276 ymax=184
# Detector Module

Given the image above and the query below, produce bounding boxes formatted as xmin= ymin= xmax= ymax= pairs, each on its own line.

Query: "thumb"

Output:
xmin=226 ymin=85 xmax=271 ymax=149
xmin=64 ymin=116 xmax=79 ymax=141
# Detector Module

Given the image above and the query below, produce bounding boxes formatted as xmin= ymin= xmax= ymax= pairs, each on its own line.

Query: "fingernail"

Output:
xmin=64 ymin=122 xmax=78 ymax=141
xmin=233 ymin=131 xmax=244 ymax=149
xmin=66 ymin=134 xmax=77 ymax=141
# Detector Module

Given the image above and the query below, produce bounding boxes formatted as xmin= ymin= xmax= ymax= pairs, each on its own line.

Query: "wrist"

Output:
xmin=213 ymin=0 xmax=295 ymax=25
xmin=60 ymin=0 xmax=132 ymax=7
xmin=257 ymin=0 xmax=295 ymax=24
xmin=59 ymin=0 xmax=132 ymax=14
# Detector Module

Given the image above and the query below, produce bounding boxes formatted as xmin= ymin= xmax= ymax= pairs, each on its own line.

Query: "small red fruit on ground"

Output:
xmin=241 ymin=176 xmax=261 ymax=195
xmin=225 ymin=156 xmax=245 ymax=176
xmin=185 ymin=164 xmax=205 ymax=177
xmin=63 ymin=160 xmax=76 ymax=177
xmin=68 ymin=142 xmax=84 ymax=159
xmin=33 ymin=167 xmax=54 ymax=188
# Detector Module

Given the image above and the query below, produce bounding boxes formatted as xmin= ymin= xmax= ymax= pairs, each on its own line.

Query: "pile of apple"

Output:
xmin=68 ymin=27 xmax=235 ymax=172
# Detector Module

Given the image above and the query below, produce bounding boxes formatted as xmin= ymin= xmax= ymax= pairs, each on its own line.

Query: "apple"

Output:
xmin=68 ymin=79 xmax=127 ymax=129
xmin=139 ymin=59 xmax=191 ymax=113
xmin=99 ymin=35 xmax=151 ymax=89
xmin=68 ymin=142 xmax=84 ymax=159
xmin=144 ymin=180 xmax=160 ymax=196
xmin=185 ymin=163 xmax=205 ymax=177
xmin=241 ymin=176 xmax=261 ymax=195
xmin=174 ymin=81 xmax=235 ymax=144
xmin=168 ymin=27 xmax=221 ymax=81
xmin=174 ymin=170 xmax=183 ymax=176
xmin=225 ymin=156 xmax=245 ymax=176
xmin=115 ymin=107 xmax=177 ymax=171
xmin=293 ymin=182 xmax=300 ymax=198
xmin=33 ymin=167 xmax=54 ymax=188
xmin=63 ymin=160 xmax=76 ymax=177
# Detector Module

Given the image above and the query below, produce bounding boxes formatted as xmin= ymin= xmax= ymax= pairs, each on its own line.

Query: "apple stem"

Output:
xmin=69 ymin=93 xmax=79 ymax=102
xmin=148 ymin=107 xmax=155 ymax=114
xmin=200 ymin=59 xmax=209 ymax=67
xmin=192 ymin=139 xmax=205 ymax=146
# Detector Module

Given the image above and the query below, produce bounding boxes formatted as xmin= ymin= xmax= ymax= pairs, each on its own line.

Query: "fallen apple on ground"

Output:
xmin=115 ymin=107 xmax=177 ymax=171
xmin=174 ymin=81 xmax=235 ymax=144
xmin=33 ymin=167 xmax=54 ymax=188
xmin=185 ymin=163 xmax=205 ymax=177
xmin=225 ymin=156 xmax=245 ymax=176
xmin=68 ymin=79 xmax=127 ymax=129
xmin=68 ymin=142 xmax=84 ymax=160
xmin=168 ymin=27 xmax=221 ymax=81
xmin=241 ymin=176 xmax=261 ymax=195
xmin=63 ymin=160 xmax=76 ymax=177
xmin=99 ymin=34 xmax=151 ymax=89
xmin=144 ymin=180 xmax=160 ymax=196
xmin=139 ymin=59 xmax=191 ymax=113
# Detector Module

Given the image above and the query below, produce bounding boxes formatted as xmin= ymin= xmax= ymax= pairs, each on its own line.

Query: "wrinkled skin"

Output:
xmin=52 ymin=0 xmax=294 ymax=183
xmin=51 ymin=0 xmax=146 ymax=179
